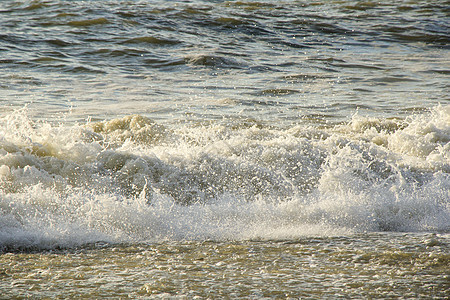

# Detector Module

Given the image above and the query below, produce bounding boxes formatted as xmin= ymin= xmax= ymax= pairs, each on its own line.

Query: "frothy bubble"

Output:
xmin=1 ymin=106 xmax=449 ymax=251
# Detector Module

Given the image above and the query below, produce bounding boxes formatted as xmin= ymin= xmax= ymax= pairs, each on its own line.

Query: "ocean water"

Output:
xmin=0 ymin=0 xmax=449 ymax=298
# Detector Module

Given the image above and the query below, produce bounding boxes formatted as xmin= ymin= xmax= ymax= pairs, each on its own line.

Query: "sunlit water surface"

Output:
xmin=0 ymin=0 xmax=449 ymax=298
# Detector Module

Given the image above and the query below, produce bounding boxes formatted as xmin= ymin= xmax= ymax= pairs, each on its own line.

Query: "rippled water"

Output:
xmin=1 ymin=234 xmax=449 ymax=298
xmin=1 ymin=0 xmax=449 ymax=298
xmin=1 ymin=0 xmax=448 ymax=123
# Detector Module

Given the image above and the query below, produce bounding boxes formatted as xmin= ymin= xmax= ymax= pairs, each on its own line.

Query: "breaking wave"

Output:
xmin=0 ymin=105 xmax=449 ymax=251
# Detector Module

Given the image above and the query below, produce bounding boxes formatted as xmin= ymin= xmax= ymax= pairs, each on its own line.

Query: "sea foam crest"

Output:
xmin=0 ymin=106 xmax=448 ymax=251
xmin=338 ymin=105 xmax=449 ymax=172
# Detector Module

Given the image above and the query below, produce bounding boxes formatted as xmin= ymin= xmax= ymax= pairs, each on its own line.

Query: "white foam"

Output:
xmin=0 ymin=106 xmax=449 ymax=250
xmin=338 ymin=104 xmax=450 ymax=172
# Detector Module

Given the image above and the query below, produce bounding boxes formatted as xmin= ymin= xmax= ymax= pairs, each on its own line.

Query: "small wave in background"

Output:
xmin=1 ymin=0 xmax=448 ymax=123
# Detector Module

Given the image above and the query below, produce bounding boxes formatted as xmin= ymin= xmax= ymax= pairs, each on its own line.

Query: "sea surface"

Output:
xmin=0 ymin=0 xmax=449 ymax=298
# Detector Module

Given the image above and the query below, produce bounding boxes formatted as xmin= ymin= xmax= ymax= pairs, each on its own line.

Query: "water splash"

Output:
xmin=0 ymin=106 xmax=448 ymax=251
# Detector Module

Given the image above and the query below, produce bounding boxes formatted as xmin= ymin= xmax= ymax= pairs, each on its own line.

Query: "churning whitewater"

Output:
xmin=0 ymin=105 xmax=448 ymax=251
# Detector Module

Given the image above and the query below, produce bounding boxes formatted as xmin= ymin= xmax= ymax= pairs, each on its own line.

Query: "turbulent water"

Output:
xmin=1 ymin=0 xmax=449 ymax=298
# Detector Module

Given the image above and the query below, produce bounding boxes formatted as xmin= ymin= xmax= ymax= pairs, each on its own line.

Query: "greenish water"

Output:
xmin=1 ymin=234 xmax=448 ymax=299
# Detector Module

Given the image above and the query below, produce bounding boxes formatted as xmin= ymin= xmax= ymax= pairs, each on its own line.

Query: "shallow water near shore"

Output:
xmin=1 ymin=0 xmax=449 ymax=298
xmin=1 ymin=233 xmax=449 ymax=299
